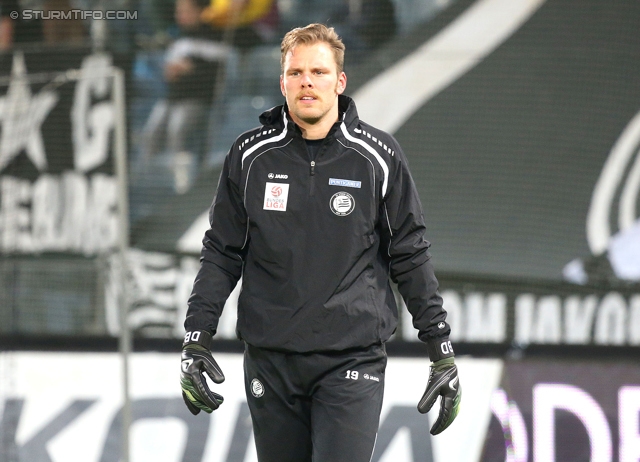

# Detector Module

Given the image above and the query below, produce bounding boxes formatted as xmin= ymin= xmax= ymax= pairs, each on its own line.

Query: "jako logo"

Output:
xmin=268 ymin=173 xmax=288 ymax=179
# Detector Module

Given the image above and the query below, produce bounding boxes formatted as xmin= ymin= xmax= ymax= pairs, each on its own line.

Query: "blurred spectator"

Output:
xmin=142 ymin=0 xmax=177 ymax=39
xmin=201 ymin=0 xmax=277 ymax=50
xmin=329 ymin=0 xmax=397 ymax=63
xmin=0 ymin=0 xmax=44 ymax=50
xmin=42 ymin=0 xmax=87 ymax=45
xmin=140 ymin=0 xmax=228 ymax=193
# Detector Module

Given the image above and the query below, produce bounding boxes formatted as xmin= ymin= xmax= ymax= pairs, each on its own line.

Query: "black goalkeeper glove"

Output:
xmin=417 ymin=357 xmax=461 ymax=435
xmin=180 ymin=330 xmax=225 ymax=415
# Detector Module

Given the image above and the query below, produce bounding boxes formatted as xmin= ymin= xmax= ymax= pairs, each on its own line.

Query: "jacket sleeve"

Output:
xmin=184 ymin=148 xmax=247 ymax=335
xmin=380 ymin=141 xmax=454 ymax=361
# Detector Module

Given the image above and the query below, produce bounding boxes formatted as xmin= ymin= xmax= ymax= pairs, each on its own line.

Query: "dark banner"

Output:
xmin=390 ymin=0 xmax=640 ymax=283
xmin=431 ymin=275 xmax=640 ymax=348
xmin=0 ymin=48 xmax=128 ymax=255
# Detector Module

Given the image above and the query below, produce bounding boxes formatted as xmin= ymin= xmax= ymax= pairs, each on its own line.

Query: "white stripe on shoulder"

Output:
xmin=241 ymin=125 xmax=288 ymax=168
xmin=340 ymin=123 xmax=390 ymax=197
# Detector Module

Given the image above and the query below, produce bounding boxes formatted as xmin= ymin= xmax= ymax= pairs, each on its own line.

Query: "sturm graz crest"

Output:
xmin=330 ymin=192 xmax=355 ymax=216
xmin=250 ymin=378 xmax=264 ymax=398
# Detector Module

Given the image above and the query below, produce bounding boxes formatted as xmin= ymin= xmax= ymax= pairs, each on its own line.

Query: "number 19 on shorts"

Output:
xmin=345 ymin=370 xmax=359 ymax=380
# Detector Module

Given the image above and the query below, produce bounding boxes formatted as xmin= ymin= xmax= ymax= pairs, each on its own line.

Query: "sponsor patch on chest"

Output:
xmin=329 ymin=178 xmax=361 ymax=188
xmin=263 ymin=182 xmax=290 ymax=211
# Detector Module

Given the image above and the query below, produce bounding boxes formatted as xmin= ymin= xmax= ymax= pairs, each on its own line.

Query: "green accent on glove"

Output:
xmin=184 ymin=344 xmax=208 ymax=353
xmin=432 ymin=357 xmax=455 ymax=369
xmin=180 ymin=376 xmax=217 ymax=413
xmin=449 ymin=389 xmax=462 ymax=423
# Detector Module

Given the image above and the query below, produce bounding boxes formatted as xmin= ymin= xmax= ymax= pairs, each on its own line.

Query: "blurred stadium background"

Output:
xmin=1 ymin=0 xmax=639 ymax=460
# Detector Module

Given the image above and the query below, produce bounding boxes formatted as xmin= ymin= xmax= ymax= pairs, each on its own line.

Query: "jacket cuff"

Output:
xmin=182 ymin=330 xmax=213 ymax=350
xmin=426 ymin=338 xmax=455 ymax=362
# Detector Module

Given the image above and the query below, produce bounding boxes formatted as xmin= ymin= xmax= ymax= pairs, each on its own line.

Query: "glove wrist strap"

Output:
xmin=183 ymin=330 xmax=213 ymax=350
xmin=426 ymin=338 xmax=455 ymax=362
xmin=432 ymin=357 xmax=455 ymax=367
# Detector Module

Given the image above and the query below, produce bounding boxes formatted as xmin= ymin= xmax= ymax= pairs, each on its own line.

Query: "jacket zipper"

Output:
xmin=309 ymin=161 xmax=316 ymax=195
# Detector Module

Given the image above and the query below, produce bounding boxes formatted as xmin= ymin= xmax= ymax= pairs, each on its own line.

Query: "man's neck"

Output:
xmin=299 ymin=123 xmax=334 ymax=140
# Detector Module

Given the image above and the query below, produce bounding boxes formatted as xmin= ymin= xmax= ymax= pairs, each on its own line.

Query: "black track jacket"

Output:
xmin=185 ymin=95 xmax=453 ymax=360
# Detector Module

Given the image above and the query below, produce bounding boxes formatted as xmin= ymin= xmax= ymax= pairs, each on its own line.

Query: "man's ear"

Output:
xmin=280 ymin=75 xmax=285 ymax=97
xmin=336 ymin=72 xmax=347 ymax=95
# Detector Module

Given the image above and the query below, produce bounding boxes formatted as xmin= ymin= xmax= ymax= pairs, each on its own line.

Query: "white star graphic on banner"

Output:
xmin=0 ymin=52 xmax=59 ymax=172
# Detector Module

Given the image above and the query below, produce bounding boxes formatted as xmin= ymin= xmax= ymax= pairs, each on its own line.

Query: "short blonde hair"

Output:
xmin=280 ymin=23 xmax=345 ymax=74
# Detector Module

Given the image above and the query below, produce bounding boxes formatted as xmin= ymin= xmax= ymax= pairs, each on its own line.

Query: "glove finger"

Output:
xmin=430 ymin=388 xmax=461 ymax=435
xmin=201 ymin=355 xmax=225 ymax=384
xmin=182 ymin=391 xmax=201 ymax=415
xmin=193 ymin=370 xmax=224 ymax=411
xmin=210 ymin=390 xmax=224 ymax=403
xmin=187 ymin=349 xmax=225 ymax=384
xmin=417 ymin=384 xmax=440 ymax=414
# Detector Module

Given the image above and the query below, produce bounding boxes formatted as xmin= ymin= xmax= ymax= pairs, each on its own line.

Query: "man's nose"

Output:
xmin=301 ymin=73 xmax=313 ymax=87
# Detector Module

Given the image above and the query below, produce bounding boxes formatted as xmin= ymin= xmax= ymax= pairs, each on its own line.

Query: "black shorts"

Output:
xmin=243 ymin=343 xmax=387 ymax=462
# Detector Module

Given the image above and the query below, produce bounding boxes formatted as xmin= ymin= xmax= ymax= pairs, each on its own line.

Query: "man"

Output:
xmin=180 ymin=23 xmax=461 ymax=461
xmin=140 ymin=0 xmax=227 ymax=194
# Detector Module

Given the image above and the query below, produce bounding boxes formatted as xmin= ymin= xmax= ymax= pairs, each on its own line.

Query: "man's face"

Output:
xmin=280 ymin=42 xmax=347 ymax=129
